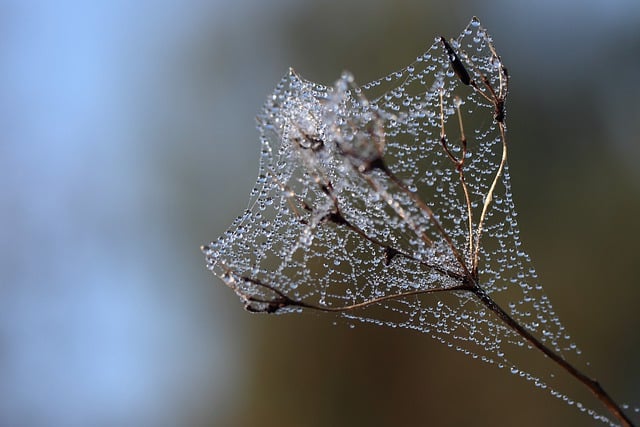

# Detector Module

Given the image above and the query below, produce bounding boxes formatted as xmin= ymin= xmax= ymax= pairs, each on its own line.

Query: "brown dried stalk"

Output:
xmin=206 ymin=26 xmax=635 ymax=427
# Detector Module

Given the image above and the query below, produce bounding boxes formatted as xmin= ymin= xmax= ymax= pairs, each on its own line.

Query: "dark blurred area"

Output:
xmin=2 ymin=0 xmax=639 ymax=426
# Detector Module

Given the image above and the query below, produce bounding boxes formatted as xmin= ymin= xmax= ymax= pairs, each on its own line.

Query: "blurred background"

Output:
xmin=2 ymin=0 xmax=640 ymax=426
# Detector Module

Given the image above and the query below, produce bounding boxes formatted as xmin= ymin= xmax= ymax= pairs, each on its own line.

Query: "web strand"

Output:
xmin=202 ymin=17 xmax=636 ymax=426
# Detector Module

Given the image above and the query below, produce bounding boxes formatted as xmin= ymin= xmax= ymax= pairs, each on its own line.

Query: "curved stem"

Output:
xmin=292 ymin=284 xmax=471 ymax=312
xmin=238 ymin=272 xmax=472 ymax=313
xmin=473 ymin=121 xmax=508 ymax=276
xmin=471 ymin=285 xmax=634 ymax=427
xmin=237 ymin=263 xmax=634 ymax=426
xmin=250 ymin=269 xmax=633 ymax=425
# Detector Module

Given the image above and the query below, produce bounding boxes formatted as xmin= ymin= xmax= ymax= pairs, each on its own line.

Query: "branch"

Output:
xmin=472 ymin=285 xmax=635 ymax=427
xmin=237 ymin=272 xmax=472 ymax=313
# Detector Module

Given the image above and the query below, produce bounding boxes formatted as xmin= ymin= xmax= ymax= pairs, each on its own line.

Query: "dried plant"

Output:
xmin=202 ymin=17 xmax=636 ymax=426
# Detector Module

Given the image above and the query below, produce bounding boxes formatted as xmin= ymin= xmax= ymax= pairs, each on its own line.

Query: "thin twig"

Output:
xmin=471 ymin=285 xmax=634 ymax=427
xmin=473 ymin=121 xmax=508 ymax=276
xmin=215 ymin=25 xmax=636 ymax=426
xmin=381 ymin=166 xmax=471 ymax=278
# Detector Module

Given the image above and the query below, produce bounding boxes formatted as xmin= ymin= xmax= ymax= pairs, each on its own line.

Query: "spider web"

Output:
xmin=202 ymin=17 xmax=619 ymax=425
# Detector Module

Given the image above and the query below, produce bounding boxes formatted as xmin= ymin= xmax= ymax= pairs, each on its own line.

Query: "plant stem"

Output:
xmin=472 ymin=285 xmax=634 ymax=427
